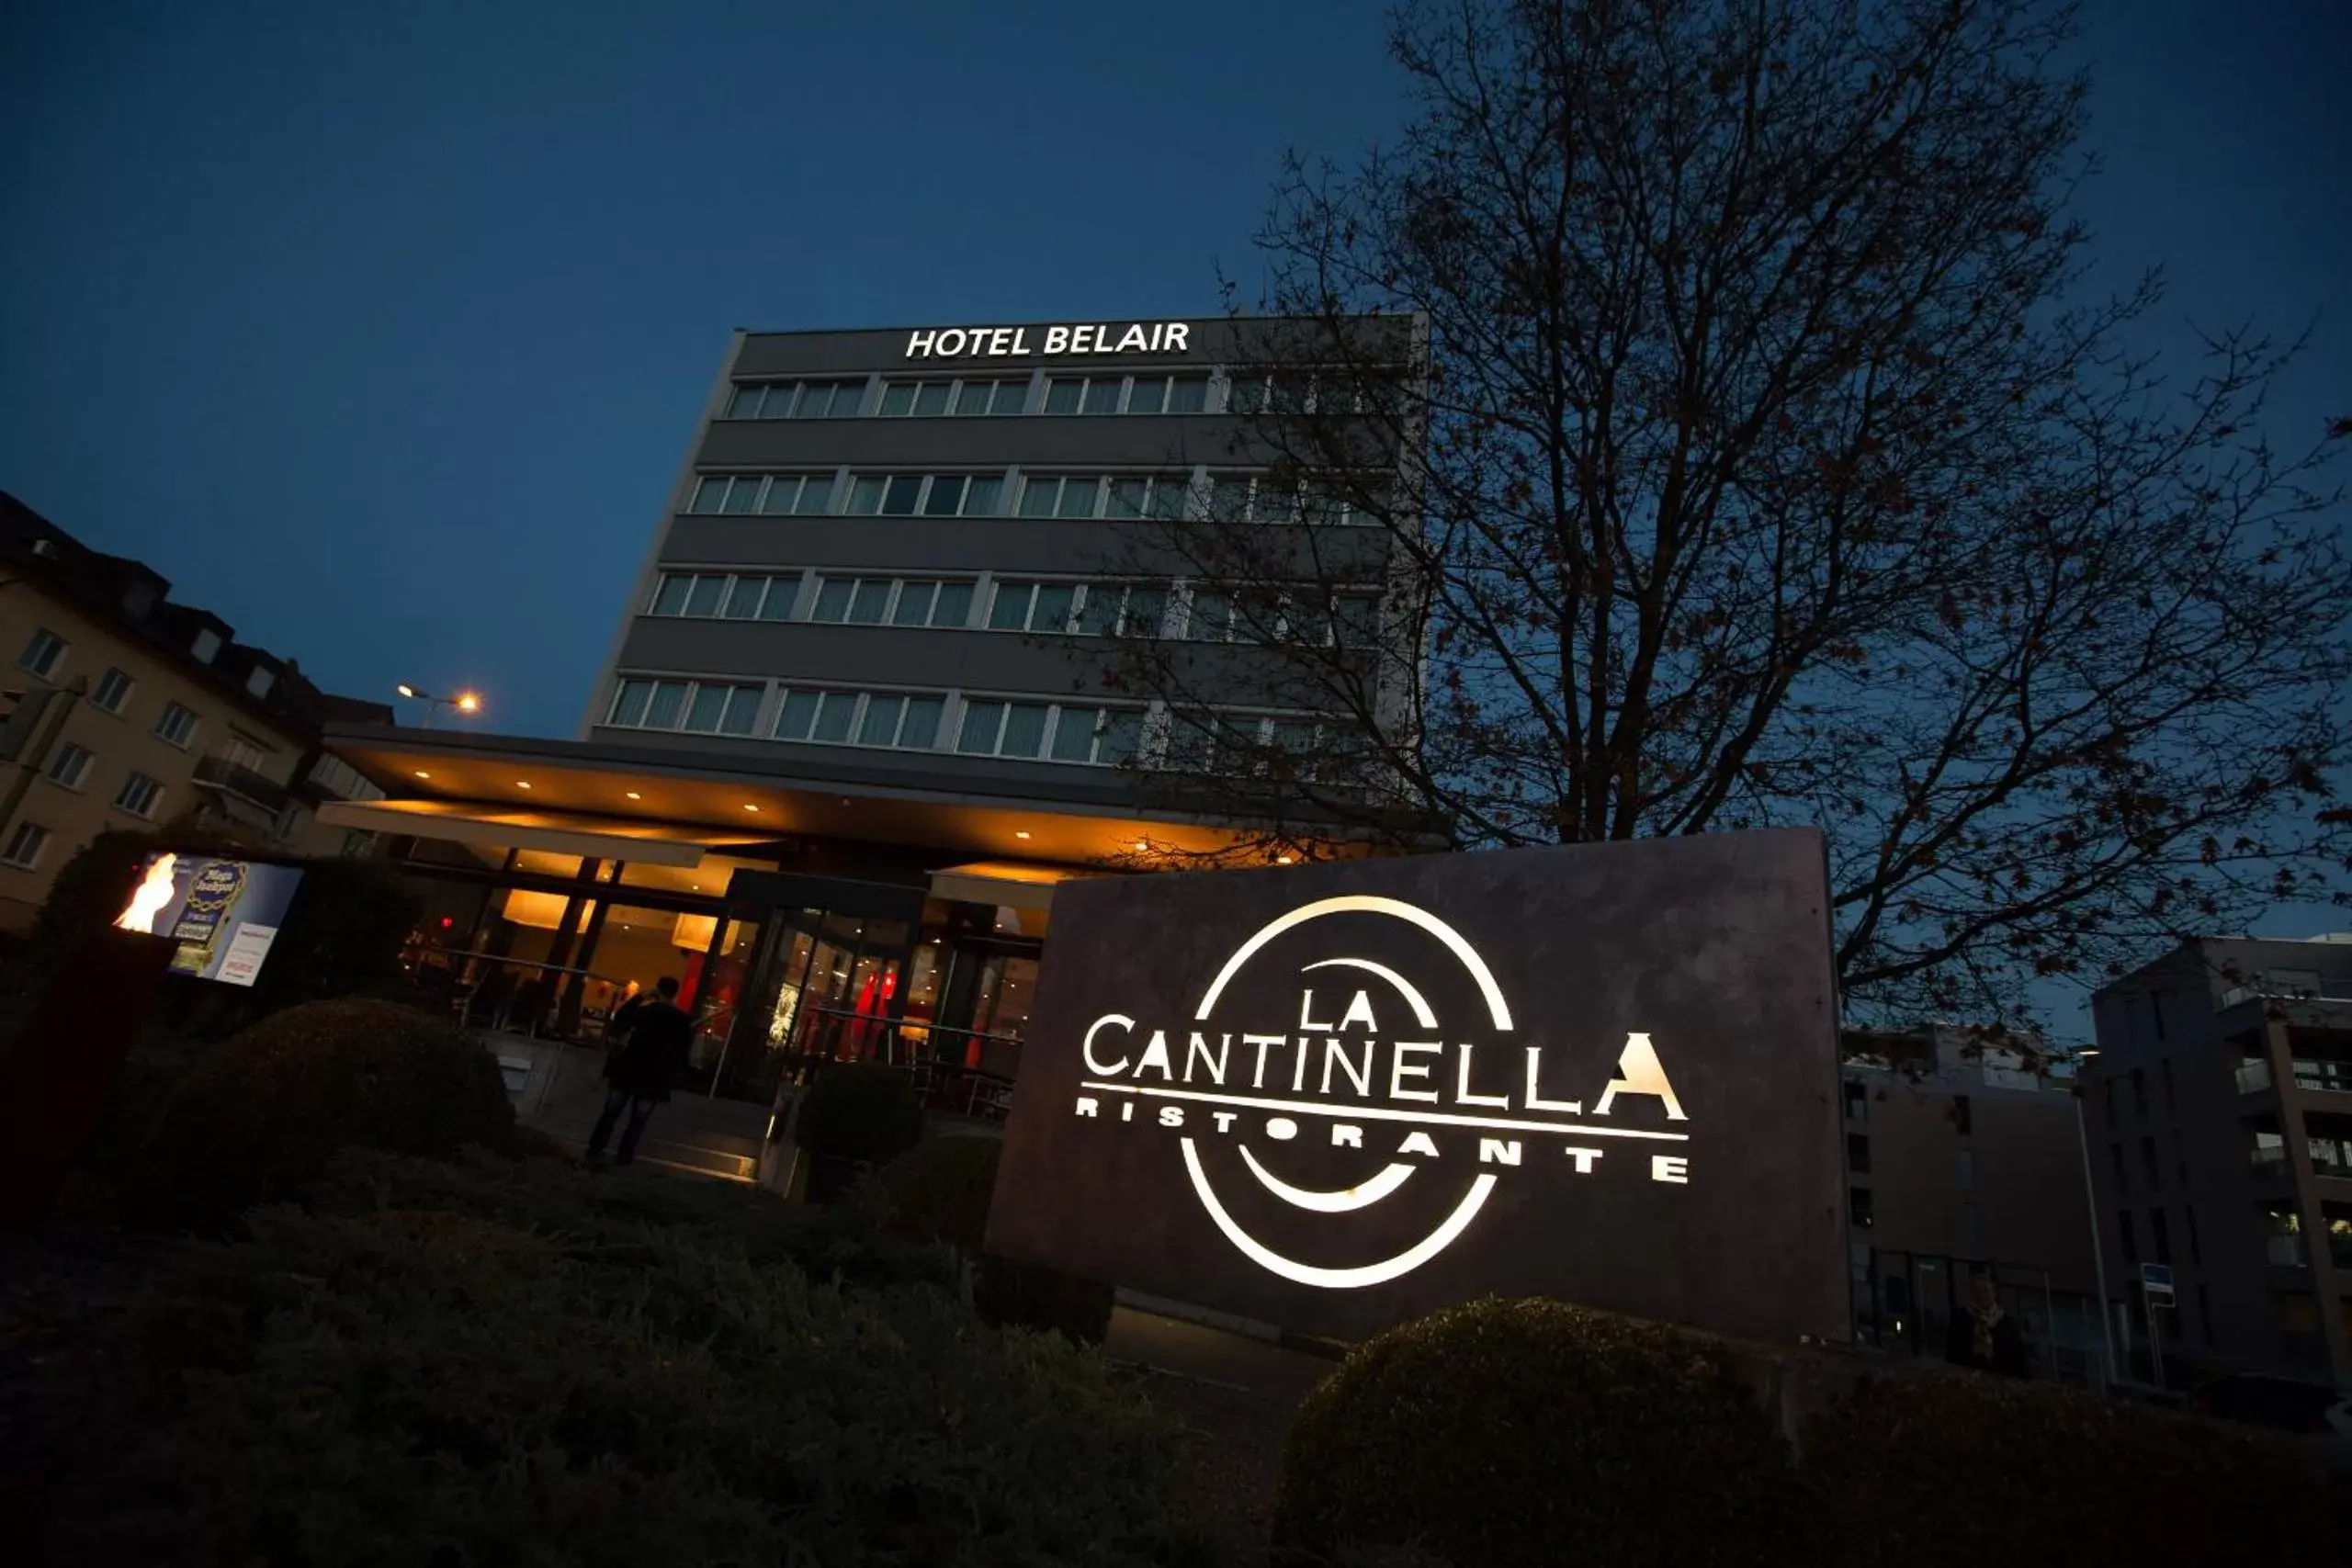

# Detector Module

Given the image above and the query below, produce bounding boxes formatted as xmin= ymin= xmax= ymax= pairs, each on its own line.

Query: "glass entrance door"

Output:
xmin=714 ymin=907 xmax=910 ymax=1103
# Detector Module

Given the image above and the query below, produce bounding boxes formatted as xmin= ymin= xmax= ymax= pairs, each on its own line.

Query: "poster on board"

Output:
xmin=113 ymin=852 xmax=304 ymax=987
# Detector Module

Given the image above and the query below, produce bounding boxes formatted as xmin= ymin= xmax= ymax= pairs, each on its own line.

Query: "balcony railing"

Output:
xmin=2267 ymin=1233 xmax=2309 ymax=1268
xmin=2290 ymin=1058 xmax=2352 ymax=1093
xmin=2234 ymin=1059 xmax=2275 ymax=1093
xmin=192 ymin=754 xmax=291 ymax=815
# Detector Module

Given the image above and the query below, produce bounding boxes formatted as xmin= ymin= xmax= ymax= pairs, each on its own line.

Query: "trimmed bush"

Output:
xmin=794 ymin=1061 xmax=927 ymax=1164
xmin=130 ymin=998 xmax=514 ymax=1235
xmin=877 ymin=1135 xmax=1118 ymax=1345
xmin=1272 ymin=1297 xmax=1795 ymax=1568
xmin=28 ymin=1148 xmax=1213 ymax=1567
xmin=1802 ymin=1368 xmax=2340 ymax=1565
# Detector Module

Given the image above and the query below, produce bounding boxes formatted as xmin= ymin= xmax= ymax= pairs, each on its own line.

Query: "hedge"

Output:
xmin=129 ymin=998 xmax=514 ymax=1235
xmin=1273 ymin=1297 xmax=1797 ymax=1568
xmin=878 ymin=1135 xmax=1118 ymax=1345
xmin=795 ymin=1060 xmax=927 ymax=1165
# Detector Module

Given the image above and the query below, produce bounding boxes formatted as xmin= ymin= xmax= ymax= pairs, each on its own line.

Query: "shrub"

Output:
xmin=1272 ymin=1297 xmax=1795 ymax=1568
xmin=1802 ymin=1368 xmax=2339 ymax=1566
xmin=876 ymin=1136 xmax=1119 ymax=1346
xmin=794 ymin=1061 xmax=926 ymax=1165
xmin=129 ymin=998 xmax=514 ymax=1235
xmin=29 ymin=1150 xmax=1213 ymax=1567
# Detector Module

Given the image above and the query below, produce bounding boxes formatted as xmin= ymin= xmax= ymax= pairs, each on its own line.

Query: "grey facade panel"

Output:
xmin=652 ymin=514 xmax=1393 ymax=581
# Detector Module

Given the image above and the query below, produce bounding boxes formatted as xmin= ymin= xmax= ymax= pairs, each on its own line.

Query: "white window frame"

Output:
xmin=647 ymin=570 xmax=802 ymax=621
xmin=770 ymin=686 xmax=948 ymax=752
xmin=114 ymin=771 xmax=164 ymax=819
xmin=17 ymin=627 xmax=67 ymax=679
xmin=953 ymin=694 xmax=1143 ymax=766
xmin=842 ymin=472 xmax=1007 ymax=518
xmin=153 ymin=701 xmax=199 ymax=750
xmin=1041 ymin=371 xmax=1209 ymax=417
xmin=46 ymin=741 xmax=94 ymax=790
xmin=721 ymin=378 xmax=866 ymax=421
xmin=1 ymin=820 xmax=51 ymax=869
xmin=804 ymin=574 xmax=977 ymax=629
xmin=876 ymin=376 xmax=1030 ymax=418
xmin=91 ymin=666 xmax=135 ymax=714
xmin=604 ymin=676 xmax=768 ymax=737
xmin=685 ymin=472 xmax=837 ymax=517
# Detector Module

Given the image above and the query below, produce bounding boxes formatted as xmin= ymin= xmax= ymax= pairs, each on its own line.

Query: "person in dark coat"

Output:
xmin=1945 ymin=1269 xmax=2032 ymax=1377
xmin=587 ymin=976 xmax=693 ymax=1167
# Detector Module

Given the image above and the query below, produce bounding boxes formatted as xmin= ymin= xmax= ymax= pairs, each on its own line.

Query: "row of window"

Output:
xmin=644 ymin=567 xmax=1381 ymax=645
xmin=17 ymin=630 xmax=205 ymax=747
xmin=723 ymin=371 xmax=1220 ymax=422
xmin=603 ymin=672 xmax=1367 ymax=784
xmin=684 ymin=468 xmax=1386 ymax=525
xmin=1 ymin=764 xmax=168 ymax=872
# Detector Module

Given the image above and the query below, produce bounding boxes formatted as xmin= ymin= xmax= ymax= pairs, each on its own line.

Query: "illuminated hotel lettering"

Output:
xmin=1069 ymin=895 xmax=1696 ymax=1291
xmin=904 ymin=321 xmax=1193 ymax=359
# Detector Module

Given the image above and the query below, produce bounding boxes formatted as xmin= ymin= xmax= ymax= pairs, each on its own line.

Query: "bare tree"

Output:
xmin=1091 ymin=0 xmax=2352 ymax=1025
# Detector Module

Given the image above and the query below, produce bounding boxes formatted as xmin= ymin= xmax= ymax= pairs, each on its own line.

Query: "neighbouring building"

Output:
xmin=2087 ymin=937 xmax=2352 ymax=1388
xmin=315 ymin=314 xmax=1427 ymax=1136
xmin=1841 ymin=1025 xmax=2110 ymax=1383
xmin=0 ymin=491 xmax=390 ymax=930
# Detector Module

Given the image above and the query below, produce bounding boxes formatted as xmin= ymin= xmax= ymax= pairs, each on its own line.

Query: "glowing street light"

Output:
xmin=396 ymin=682 xmax=483 ymax=728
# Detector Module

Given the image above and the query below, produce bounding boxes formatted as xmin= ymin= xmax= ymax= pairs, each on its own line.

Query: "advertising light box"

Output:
xmin=986 ymin=829 xmax=1848 ymax=1346
xmin=113 ymin=852 xmax=303 ymax=987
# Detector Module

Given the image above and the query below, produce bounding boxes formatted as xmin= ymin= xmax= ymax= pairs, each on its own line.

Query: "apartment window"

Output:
xmin=222 ymin=736 xmax=269 ymax=773
xmin=772 ymin=687 xmax=944 ymax=752
xmin=17 ymin=627 xmax=67 ymax=678
xmin=153 ymin=702 xmax=198 ymax=749
xmin=2186 ymin=1205 xmax=2202 ymax=1265
xmin=2109 ymin=1143 xmax=2128 ymax=1190
xmin=878 ymin=377 xmax=1028 ymax=417
xmin=1846 ymin=1134 xmax=1871 ymax=1174
xmin=956 ymin=698 xmax=1142 ymax=766
xmin=2150 ymin=991 xmax=2167 ymax=1041
xmin=2118 ymin=1211 xmax=2138 ymax=1265
xmin=2132 ymin=1066 xmax=2148 ymax=1119
xmin=1962 ymin=1203 xmax=1984 ymax=1255
xmin=91 ymin=666 xmax=134 ymax=713
xmin=2150 ymin=1208 xmax=2173 ymax=1266
xmin=1042 ymin=372 xmax=1208 ymax=416
xmin=1 ymin=821 xmax=51 ymax=869
xmin=844 ymin=472 xmax=1004 ymax=517
xmin=648 ymin=571 xmax=801 ymax=621
xmin=2102 ymin=1078 xmax=2120 ymax=1133
xmin=1844 ymin=1080 xmax=1868 ymax=1123
xmin=605 ymin=678 xmax=764 ymax=737
xmin=1956 ymin=1149 xmax=1976 ymax=1190
xmin=1952 ymin=1094 xmax=1973 ymax=1136
xmin=45 ymin=742 xmax=93 ymax=790
xmin=686 ymin=472 xmax=836 ymax=516
xmin=1849 ymin=1187 xmax=1873 ymax=1228
xmin=114 ymin=771 xmax=164 ymax=819
xmin=721 ymin=378 xmax=865 ymax=420
xmin=2161 ymin=1058 xmax=2177 ymax=1118
xmin=2198 ymin=1283 xmax=2213 ymax=1346
xmin=2141 ymin=1135 xmax=2161 ymax=1190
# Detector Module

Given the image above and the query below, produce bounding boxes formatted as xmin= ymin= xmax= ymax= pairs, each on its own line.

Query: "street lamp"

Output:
xmin=395 ymin=683 xmax=482 ymax=729
xmin=2070 ymin=1045 xmax=2120 ymax=1388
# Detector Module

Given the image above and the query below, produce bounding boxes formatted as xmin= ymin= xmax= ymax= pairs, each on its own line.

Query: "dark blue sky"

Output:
xmin=3 ymin=0 xmax=2345 ymax=745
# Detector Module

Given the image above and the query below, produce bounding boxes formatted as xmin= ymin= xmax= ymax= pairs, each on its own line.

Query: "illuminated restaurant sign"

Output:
xmin=987 ymin=830 xmax=1847 ymax=1345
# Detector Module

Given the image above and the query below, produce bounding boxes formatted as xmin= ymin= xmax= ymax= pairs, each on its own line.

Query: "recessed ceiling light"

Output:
xmin=1133 ymin=839 xmax=1148 ymax=852
xmin=515 ymin=781 xmax=532 ymax=790
xmin=1277 ymin=854 xmax=1295 ymax=864
xmin=743 ymin=803 xmax=760 ymax=813
xmin=626 ymin=791 xmax=642 ymax=800
xmin=413 ymin=770 xmax=430 ymax=779
xmin=1014 ymin=829 xmax=1031 ymax=840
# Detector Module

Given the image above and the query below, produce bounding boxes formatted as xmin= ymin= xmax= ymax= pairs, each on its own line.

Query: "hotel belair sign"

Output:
xmin=987 ymin=830 xmax=1849 ymax=1346
xmin=902 ymin=321 xmax=1193 ymax=360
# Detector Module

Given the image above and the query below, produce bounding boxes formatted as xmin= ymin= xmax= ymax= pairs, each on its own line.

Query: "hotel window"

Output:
xmin=2142 ymin=1135 xmax=2161 ymax=1190
xmin=1205 ymin=473 xmax=1387 ymax=527
xmin=1844 ymin=1080 xmax=1868 ymax=1123
xmin=1164 ymin=709 xmax=1362 ymax=781
xmin=1227 ymin=367 xmax=1374 ymax=416
xmin=1849 ymin=1187 xmax=1873 ymax=1227
xmin=803 ymin=574 xmax=959 ymax=628
xmin=91 ymin=666 xmax=135 ymax=714
xmin=1041 ymin=372 xmax=1208 ymax=416
xmin=2118 ymin=1211 xmax=2138 ymax=1264
xmin=1017 ymin=472 xmax=1192 ymax=522
xmin=721 ymin=378 xmax=865 ymax=420
xmin=1846 ymin=1134 xmax=1871 ymax=1174
xmin=987 ymin=580 xmax=1082 ymax=635
xmin=153 ymin=701 xmax=199 ymax=749
xmin=1073 ymin=581 xmax=1170 ymax=639
xmin=686 ymin=472 xmax=835 ymax=516
xmin=1955 ymin=1149 xmax=1975 ymax=1190
xmin=605 ymin=678 xmax=765 ymax=737
xmin=114 ymin=771 xmax=164 ymax=819
xmin=46 ymin=742 xmax=93 ymax=790
xmin=648 ymin=571 xmax=800 ymax=621
xmin=878 ymin=378 xmax=1028 ymax=417
xmin=956 ymin=698 xmax=1143 ymax=766
xmin=2109 ymin=1143 xmax=2127 ymax=1190
xmin=2 ymin=821 xmax=50 ymax=868
xmin=843 ymin=472 xmax=1005 ymax=517
xmin=17 ymin=628 xmax=67 ymax=678
xmin=772 ymin=687 xmax=945 ymax=752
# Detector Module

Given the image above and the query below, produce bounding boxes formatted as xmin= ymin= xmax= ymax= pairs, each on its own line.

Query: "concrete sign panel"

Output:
xmin=987 ymin=829 xmax=1848 ymax=1346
